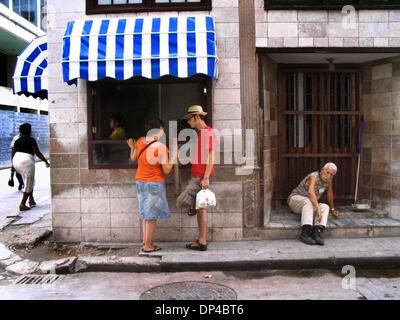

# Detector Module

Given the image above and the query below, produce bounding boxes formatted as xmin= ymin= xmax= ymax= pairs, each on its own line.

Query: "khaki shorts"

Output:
xmin=176 ymin=177 xmax=213 ymax=209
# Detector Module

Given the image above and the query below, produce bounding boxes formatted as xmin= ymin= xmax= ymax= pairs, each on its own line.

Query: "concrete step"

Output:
xmin=271 ymin=206 xmax=389 ymax=221
xmin=261 ymin=217 xmax=400 ymax=240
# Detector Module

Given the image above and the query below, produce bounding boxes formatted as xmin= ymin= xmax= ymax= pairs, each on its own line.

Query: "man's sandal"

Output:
xmin=186 ymin=240 xmax=208 ymax=251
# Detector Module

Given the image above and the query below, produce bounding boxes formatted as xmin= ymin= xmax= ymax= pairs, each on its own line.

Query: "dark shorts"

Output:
xmin=176 ymin=176 xmax=214 ymax=209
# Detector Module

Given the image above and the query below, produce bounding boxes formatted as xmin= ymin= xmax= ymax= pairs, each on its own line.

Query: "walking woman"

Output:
xmin=127 ymin=119 xmax=177 ymax=253
xmin=11 ymin=123 xmax=50 ymax=211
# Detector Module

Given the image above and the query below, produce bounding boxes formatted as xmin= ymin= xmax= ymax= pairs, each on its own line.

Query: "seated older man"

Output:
xmin=288 ymin=163 xmax=340 ymax=246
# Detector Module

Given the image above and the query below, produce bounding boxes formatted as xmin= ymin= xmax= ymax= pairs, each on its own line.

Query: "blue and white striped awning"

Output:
xmin=13 ymin=35 xmax=48 ymax=100
xmin=62 ymin=15 xmax=218 ymax=83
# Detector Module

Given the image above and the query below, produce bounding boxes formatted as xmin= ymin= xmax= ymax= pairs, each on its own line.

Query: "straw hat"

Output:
xmin=183 ymin=105 xmax=208 ymax=120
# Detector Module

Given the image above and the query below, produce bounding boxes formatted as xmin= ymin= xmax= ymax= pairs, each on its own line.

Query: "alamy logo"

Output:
xmin=342 ymin=5 xmax=357 ymax=30
xmin=342 ymin=265 xmax=357 ymax=290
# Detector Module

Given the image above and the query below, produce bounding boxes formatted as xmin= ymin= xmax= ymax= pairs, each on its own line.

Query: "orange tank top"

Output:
xmin=135 ymin=138 xmax=168 ymax=182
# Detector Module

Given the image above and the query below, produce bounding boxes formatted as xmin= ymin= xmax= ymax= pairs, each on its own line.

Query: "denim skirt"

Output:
xmin=136 ymin=181 xmax=171 ymax=220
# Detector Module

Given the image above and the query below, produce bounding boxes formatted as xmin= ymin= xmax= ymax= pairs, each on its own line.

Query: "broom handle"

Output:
xmin=354 ymin=117 xmax=364 ymax=203
xmin=355 ymin=155 xmax=360 ymax=203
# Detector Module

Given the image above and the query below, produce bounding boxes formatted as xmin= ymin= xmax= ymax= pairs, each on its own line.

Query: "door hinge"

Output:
xmin=92 ymin=127 xmax=97 ymax=134
xmin=203 ymin=87 xmax=207 ymax=94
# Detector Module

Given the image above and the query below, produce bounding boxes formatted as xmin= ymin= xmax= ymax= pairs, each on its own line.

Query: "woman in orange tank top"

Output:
xmin=127 ymin=119 xmax=177 ymax=253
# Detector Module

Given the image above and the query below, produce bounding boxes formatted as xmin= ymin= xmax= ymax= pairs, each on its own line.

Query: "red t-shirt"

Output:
xmin=191 ymin=126 xmax=216 ymax=178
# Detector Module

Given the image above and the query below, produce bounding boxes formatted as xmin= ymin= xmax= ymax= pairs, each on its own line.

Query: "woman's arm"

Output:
xmin=201 ymin=149 xmax=215 ymax=189
xmin=127 ymin=138 xmax=138 ymax=162
xmin=161 ymin=146 xmax=178 ymax=175
xmin=33 ymin=146 xmax=50 ymax=167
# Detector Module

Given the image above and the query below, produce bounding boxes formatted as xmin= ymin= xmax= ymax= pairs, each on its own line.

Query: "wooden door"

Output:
xmin=277 ymin=67 xmax=361 ymax=205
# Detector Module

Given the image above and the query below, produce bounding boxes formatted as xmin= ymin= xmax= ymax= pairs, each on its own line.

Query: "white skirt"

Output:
xmin=12 ymin=152 xmax=35 ymax=193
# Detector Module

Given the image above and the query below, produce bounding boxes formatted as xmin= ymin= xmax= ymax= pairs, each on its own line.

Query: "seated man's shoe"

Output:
xmin=312 ymin=226 xmax=325 ymax=246
xmin=299 ymin=225 xmax=316 ymax=245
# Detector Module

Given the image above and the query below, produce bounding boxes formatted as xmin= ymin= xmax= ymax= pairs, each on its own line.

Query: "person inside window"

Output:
xmin=11 ymin=123 xmax=50 ymax=211
xmin=109 ymin=113 xmax=126 ymax=140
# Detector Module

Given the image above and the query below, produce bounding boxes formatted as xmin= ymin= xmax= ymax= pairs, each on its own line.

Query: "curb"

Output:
xmin=159 ymin=256 xmax=400 ymax=272
xmin=4 ymin=254 xmax=400 ymax=275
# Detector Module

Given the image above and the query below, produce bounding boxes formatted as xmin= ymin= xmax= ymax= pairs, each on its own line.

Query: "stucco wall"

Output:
xmin=47 ymin=0 xmax=244 ymax=243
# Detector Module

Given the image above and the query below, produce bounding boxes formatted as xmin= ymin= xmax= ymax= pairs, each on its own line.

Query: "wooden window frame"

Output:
xmin=86 ymin=0 xmax=212 ymax=14
xmin=87 ymin=75 xmax=212 ymax=170
xmin=264 ymin=0 xmax=400 ymax=10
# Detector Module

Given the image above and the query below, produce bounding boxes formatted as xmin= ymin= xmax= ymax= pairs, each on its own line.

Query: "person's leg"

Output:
xmin=312 ymin=203 xmax=329 ymax=245
xmin=28 ymin=192 xmax=36 ymax=206
xmin=290 ymin=195 xmax=316 ymax=245
xmin=20 ymin=192 xmax=30 ymax=210
xmin=143 ymin=220 xmax=157 ymax=251
xmin=186 ymin=208 xmax=208 ymax=250
xmin=16 ymin=172 xmax=24 ymax=190
xmin=315 ymin=203 xmax=329 ymax=227
xmin=289 ymin=195 xmax=313 ymax=225
xmin=300 ymin=198 xmax=315 ymax=226
xmin=142 ymin=219 xmax=146 ymax=244
xmin=176 ymin=178 xmax=201 ymax=215
xmin=197 ymin=209 xmax=208 ymax=245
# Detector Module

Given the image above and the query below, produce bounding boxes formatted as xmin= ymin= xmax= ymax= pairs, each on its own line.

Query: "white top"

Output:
xmin=10 ymin=135 xmax=20 ymax=148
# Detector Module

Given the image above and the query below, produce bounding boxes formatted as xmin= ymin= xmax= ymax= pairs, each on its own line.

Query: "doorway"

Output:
xmin=276 ymin=66 xmax=361 ymax=205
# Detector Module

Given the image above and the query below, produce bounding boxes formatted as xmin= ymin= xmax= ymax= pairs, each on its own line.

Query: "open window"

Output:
xmin=88 ymin=75 xmax=211 ymax=169
xmin=86 ymin=0 xmax=212 ymax=14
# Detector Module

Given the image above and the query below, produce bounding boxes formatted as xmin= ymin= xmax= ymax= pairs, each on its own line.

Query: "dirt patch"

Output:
xmin=12 ymin=239 xmax=142 ymax=262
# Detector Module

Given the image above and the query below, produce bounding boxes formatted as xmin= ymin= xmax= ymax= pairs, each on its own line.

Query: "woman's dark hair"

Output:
xmin=145 ymin=118 xmax=165 ymax=134
xmin=110 ymin=113 xmax=125 ymax=127
xmin=19 ymin=123 xmax=32 ymax=136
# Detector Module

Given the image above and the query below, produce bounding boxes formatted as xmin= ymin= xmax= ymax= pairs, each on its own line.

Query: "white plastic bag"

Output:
xmin=195 ymin=189 xmax=217 ymax=210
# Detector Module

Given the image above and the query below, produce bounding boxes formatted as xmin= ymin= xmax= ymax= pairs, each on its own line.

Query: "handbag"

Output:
xmin=8 ymin=170 xmax=15 ymax=187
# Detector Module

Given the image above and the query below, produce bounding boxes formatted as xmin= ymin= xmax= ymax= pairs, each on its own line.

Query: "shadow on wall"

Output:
xmin=0 ymin=109 xmax=49 ymax=168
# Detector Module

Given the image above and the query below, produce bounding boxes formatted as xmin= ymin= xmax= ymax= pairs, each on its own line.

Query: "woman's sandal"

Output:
xmin=141 ymin=245 xmax=162 ymax=253
xmin=186 ymin=240 xmax=208 ymax=251
xmin=19 ymin=204 xmax=31 ymax=211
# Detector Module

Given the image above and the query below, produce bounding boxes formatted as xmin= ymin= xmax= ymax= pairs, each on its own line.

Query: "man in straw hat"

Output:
xmin=288 ymin=162 xmax=340 ymax=246
xmin=176 ymin=105 xmax=217 ymax=251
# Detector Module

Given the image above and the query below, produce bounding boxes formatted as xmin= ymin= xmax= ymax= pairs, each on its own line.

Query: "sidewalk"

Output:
xmin=1 ymin=164 xmax=400 ymax=275
xmin=0 ymin=162 xmax=50 ymax=218
xmin=137 ymin=237 xmax=400 ymax=271
xmin=2 ymin=237 xmax=400 ymax=275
